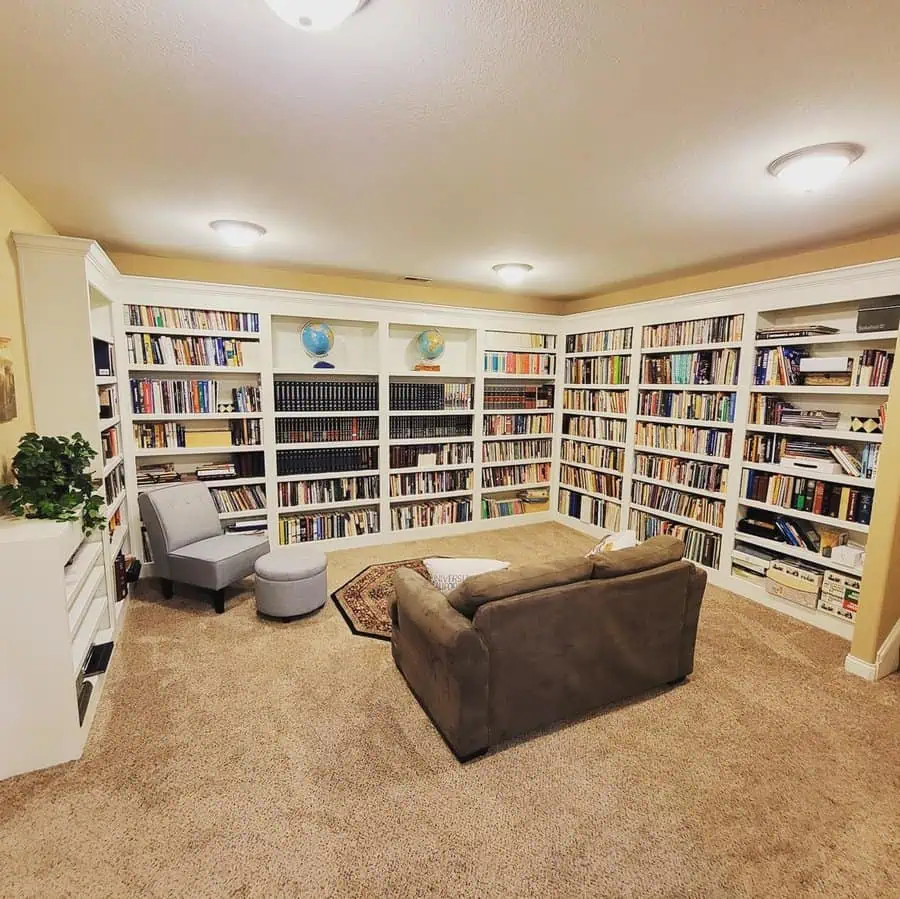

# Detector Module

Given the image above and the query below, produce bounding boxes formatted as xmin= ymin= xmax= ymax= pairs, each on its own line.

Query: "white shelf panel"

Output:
xmin=68 ymin=566 xmax=105 ymax=636
xmin=631 ymin=474 xmax=726 ymax=500
xmin=276 ymin=440 xmax=380 ymax=450
xmin=102 ymin=455 xmax=123 ymax=477
xmin=564 ymin=349 xmax=632 ymax=359
xmin=389 ymin=410 xmax=473 ymax=417
xmin=563 ymin=383 xmax=629 ymax=390
xmin=71 ymin=592 xmax=106 ymax=672
xmin=390 ymin=371 xmax=475 ymax=379
xmin=482 ymin=457 xmax=552 ymax=468
xmin=560 ymin=460 xmax=623 ymax=477
xmin=742 ymin=462 xmax=875 ymax=489
xmin=389 ymin=436 xmax=473 ymax=445
xmin=482 ymin=433 xmax=552 ymax=442
xmin=129 ymin=365 xmax=260 ymax=374
xmin=95 ymin=376 xmax=117 ymax=386
xmin=558 ymin=484 xmax=622 ymax=504
xmin=481 ymin=408 xmax=554 ymax=415
xmin=640 ymin=340 xmax=743 ymax=353
xmin=274 ymin=410 xmax=379 ymax=418
xmin=131 ymin=412 xmax=262 ymax=421
xmin=134 ymin=446 xmax=262 ymax=456
xmin=739 ymin=498 xmax=870 ymax=534
xmin=389 ymin=490 xmax=473 ymax=503
xmin=485 ymin=348 xmax=556 ymax=354
xmin=634 ymin=445 xmax=731 ymax=464
xmin=277 ymin=469 xmax=380 ymax=483
xmin=733 ymin=533 xmax=863 ymax=577
xmin=745 ymin=424 xmax=884 ymax=443
xmin=64 ymin=540 xmax=103 ymax=608
xmin=560 ymin=435 xmax=626 ymax=448
xmin=754 ymin=330 xmax=899 ymax=348
xmin=99 ymin=415 xmax=120 ymax=431
xmin=390 ymin=463 xmax=474 ymax=474
xmin=280 ymin=498 xmax=380 ymax=513
xmin=217 ymin=508 xmax=268 ymax=520
xmin=630 ymin=502 xmax=724 ymax=534
xmin=634 ymin=415 xmax=735 ymax=429
xmin=749 ymin=385 xmax=890 ymax=396
xmin=126 ymin=326 xmax=261 ymax=340
xmin=481 ymin=481 xmax=550 ymax=494
xmin=106 ymin=490 xmax=127 ymax=520
xmin=111 ymin=523 xmax=129 ymax=557
xmin=483 ymin=373 xmax=555 ymax=380
xmin=137 ymin=476 xmax=267 ymax=492
xmin=638 ymin=383 xmax=738 ymax=392
xmin=274 ymin=369 xmax=378 ymax=377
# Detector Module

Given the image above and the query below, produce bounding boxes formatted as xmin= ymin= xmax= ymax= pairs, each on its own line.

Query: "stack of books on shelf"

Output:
xmin=209 ymin=485 xmax=266 ymax=514
xmin=748 ymin=398 xmax=841 ymax=429
xmin=226 ymin=517 xmax=268 ymax=534
xmin=276 ymin=416 xmax=378 ymax=444
xmin=564 ymin=356 xmax=629 ymax=384
xmin=639 ymin=389 xmax=735 ymax=422
xmin=632 ymin=482 xmax=724 ymax=528
xmin=731 ymin=543 xmax=776 ymax=586
xmin=137 ymin=463 xmax=182 ymax=486
xmin=736 ymin=509 xmax=850 ymax=557
xmin=629 ymin=508 xmax=721 ymax=567
xmin=390 ymin=443 xmax=473 ymax=468
xmin=275 ymin=379 xmax=378 ymax=412
xmin=560 ymin=465 xmax=622 ymax=498
xmin=566 ymin=328 xmax=632 ymax=353
xmin=278 ymin=475 xmax=379 ymax=507
xmin=634 ymin=422 xmax=731 ymax=458
xmin=391 ymin=498 xmax=472 ymax=530
xmin=640 ymin=349 xmax=739 ymax=385
xmin=483 ymin=413 xmax=552 ymax=436
xmin=483 ymin=352 xmax=554 ymax=375
xmin=196 ymin=462 xmax=239 ymax=481
xmin=483 ymin=383 xmax=554 ymax=409
xmin=744 ymin=433 xmax=879 ymax=478
xmin=558 ymin=489 xmax=621 ymax=529
xmin=563 ymin=415 xmax=626 ymax=442
xmin=642 ymin=314 xmax=743 ymax=348
xmin=390 ymin=382 xmax=472 ymax=410
xmin=634 ymin=453 xmax=728 ymax=493
xmin=755 ymin=324 xmax=838 ymax=340
xmin=740 ymin=471 xmax=873 ymax=525
xmin=390 ymin=415 xmax=471 ymax=439
xmin=562 ymin=388 xmax=628 ymax=414
xmin=127 ymin=334 xmax=249 ymax=367
xmin=280 ymin=509 xmax=379 ymax=543
xmin=561 ymin=441 xmax=625 ymax=471
xmin=277 ymin=447 xmax=378 ymax=476
xmin=390 ymin=470 xmax=472 ymax=496
xmin=482 ymin=462 xmax=551 ymax=488
xmin=126 ymin=305 xmax=260 ymax=332
xmin=482 ymin=438 xmax=551 ymax=463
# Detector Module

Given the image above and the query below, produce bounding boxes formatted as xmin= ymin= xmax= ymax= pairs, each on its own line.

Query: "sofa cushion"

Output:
xmin=590 ymin=535 xmax=684 ymax=579
xmin=447 ymin=556 xmax=593 ymax=618
xmin=424 ymin=557 xmax=510 ymax=594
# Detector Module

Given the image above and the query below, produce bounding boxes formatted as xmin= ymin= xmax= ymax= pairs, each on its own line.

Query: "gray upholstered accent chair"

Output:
xmin=138 ymin=482 xmax=269 ymax=614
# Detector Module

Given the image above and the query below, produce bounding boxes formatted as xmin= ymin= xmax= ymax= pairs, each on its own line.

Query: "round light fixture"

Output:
xmin=263 ymin=0 xmax=368 ymax=31
xmin=767 ymin=142 xmax=864 ymax=192
xmin=492 ymin=263 xmax=535 ymax=287
xmin=209 ymin=220 xmax=267 ymax=248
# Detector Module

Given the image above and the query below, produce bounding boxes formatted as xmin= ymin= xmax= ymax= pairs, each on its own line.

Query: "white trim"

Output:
xmin=875 ymin=617 xmax=900 ymax=680
xmin=844 ymin=654 xmax=877 ymax=681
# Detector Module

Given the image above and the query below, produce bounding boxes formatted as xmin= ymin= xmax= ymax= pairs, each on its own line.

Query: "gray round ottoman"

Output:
xmin=254 ymin=546 xmax=328 ymax=620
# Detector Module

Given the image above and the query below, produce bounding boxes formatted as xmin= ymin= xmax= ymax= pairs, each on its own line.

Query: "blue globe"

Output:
xmin=416 ymin=328 xmax=445 ymax=362
xmin=301 ymin=322 xmax=335 ymax=359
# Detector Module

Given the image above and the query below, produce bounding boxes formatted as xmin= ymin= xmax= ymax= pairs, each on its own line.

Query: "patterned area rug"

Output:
xmin=331 ymin=558 xmax=430 ymax=641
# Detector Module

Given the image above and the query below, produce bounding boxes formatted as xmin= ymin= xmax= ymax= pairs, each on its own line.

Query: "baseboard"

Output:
xmin=875 ymin=617 xmax=900 ymax=679
xmin=843 ymin=653 xmax=877 ymax=681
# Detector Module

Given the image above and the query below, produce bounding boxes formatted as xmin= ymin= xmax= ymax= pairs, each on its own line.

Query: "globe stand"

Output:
xmin=414 ymin=362 xmax=441 ymax=372
xmin=313 ymin=360 xmax=336 ymax=369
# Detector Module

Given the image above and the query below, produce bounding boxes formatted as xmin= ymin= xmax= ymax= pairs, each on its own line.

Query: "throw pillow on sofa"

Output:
xmin=424 ymin=557 xmax=510 ymax=595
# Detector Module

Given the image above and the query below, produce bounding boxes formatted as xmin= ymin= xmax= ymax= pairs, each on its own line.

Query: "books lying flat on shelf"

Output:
xmin=732 ymin=544 xmax=776 ymax=577
xmin=755 ymin=325 xmax=839 ymax=340
xmin=196 ymin=463 xmax=238 ymax=480
xmin=748 ymin=397 xmax=841 ymax=429
xmin=226 ymin=519 xmax=268 ymax=534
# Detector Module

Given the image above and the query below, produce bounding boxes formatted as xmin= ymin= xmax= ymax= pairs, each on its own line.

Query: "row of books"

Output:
xmin=126 ymin=305 xmax=260 ymax=333
xmin=482 ymin=462 xmax=551 ymax=488
xmin=390 ymin=470 xmax=472 ymax=496
xmin=850 ymin=349 xmax=893 ymax=387
xmin=482 ymin=438 xmax=551 ymax=463
xmin=483 ymin=351 xmax=555 ymax=375
xmin=276 ymin=417 xmax=378 ymax=445
xmin=390 ymin=499 xmax=473 ymax=530
xmin=278 ymin=476 xmax=379 ymax=507
xmin=561 ymin=388 xmax=628 ymax=414
xmin=566 ymin=328 xmax=632 ymax=354
xmin=134 ymin=422 xmax=184 ymax=449
xmin=641 ymin=315 xmax=743 ymax=349
xmin=482 ymin=497 xmax=530 ymax=519
xmin=486 ymin=331 xmax=556 ymax=350
xmin=748 ymin=397 xmax=841 ymax=429
xmin=640 ymin=349 xmax=740 ymax=386
xmin=634 ymin=423 xmax=732 ymax=458
xmin=562 ymin=415 xmax=627 ymax=443
xmin=564 ymin=356 xmax=630 ymax=385
xmin=752 ymin=346 xmax=805 ymax=386
xmin=390 ymin=382 xmax=473 ymax=410
xmin=483 ymin=383 xmax=554 ymax=410
xmin=127 ymin=334 xmax=251 ymax=368
xmin=390 ymin=416 xmax=472 ymax=440
xmin=209 ymin=485 xmax=267 ymax=514
xmin=744 ymin=434 xmax=879 ymax=479
xmin=740 ymin=470 xmax=873 ymax=524
xmin=630 ymin=509 xmax=722 ymax=568
xmin=98 ymin=385 xmax=118 ymax=419
xmin=638 ymin=389 xmax=736 ymax=423
xmin=230 ymin=420 xmax=263 ymax=446
xmin=105 ymin=464 xmax=125 ymax=504
xmin=561 ymin=440 xmax=625 ymax=472
xmin=558 ymin=488 xmax=621 ymax=530
xmin=736 ymin=511 xmax=828 ymax=554
xmin=483 ymin=413 xmax=553 ymax=436
xmin=130 ymin=379 xmax=261 ymax=415
xmin=632 ymin=482 xmax=725 ymax=528
xmin=101 ymin=426 xmax=120 ymax=462
xmin=274 ymin=379 xmax=378 ymax=412
xmin=389 ymin=443 xmax=473 ymax=468
xmin=279 ymin=509 xmax=379 ymax=544
xmin=633 ymin=453 xmax=728 ymax=494
xmin=560 ymin=464 xmax=622 ymax=498
xmin=277 ymin=447 xmax=377 ymax=476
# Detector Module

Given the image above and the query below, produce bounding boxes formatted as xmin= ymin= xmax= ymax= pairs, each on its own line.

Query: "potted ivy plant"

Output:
xmin=0 ymin=432 xmax=105 ymax=535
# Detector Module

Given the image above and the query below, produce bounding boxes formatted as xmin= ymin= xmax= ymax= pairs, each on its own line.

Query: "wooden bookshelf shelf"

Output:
xmin=482 ymin=457 xmax=552 ymax=468
xmin=389 ymin=409 xmax=474 ymax=417
xmin=739 ymin=498 xmax=870 ymax=533
xmin=482 ymin=433 xmax=552 ymax=442
xmin=276 ymin=440 xmax=380 ymax=450
xmin=389 ymin=490 xmax=473 ymax=503
xmin=634 ymin=445 xmax=731 ymax=463
xmin=559 ymin=484 xmax=622 ymax=504
xmin=748 ymin=385 xmax=890 ymax=396
xmin=105 ymin=490 xmax=127 ymax=520
xmin=560 ymin=435 xmax=627 ymax=448
xmin=564 ymin=349 xmax=632 ymax=359
xmin=129 ymin=364 xmax=260 ymax=374
xmin=102 ymin=455 xmax=123 ymax=477
xmin=641 ymin=340 xmax=743 ymax=353
xmin=99 ymin=415 xmax=120 ymax=430
xmin=126 ymin=326 xmax=260 ymax=340
xmin=741 ymin=462 xmax=875 ymax=489
xmin=137 ymin=476 xmax=267 ymax=492
xmin=630 ymin=502 xmax=724 ymax=534
xmin=744 ymin=423 xmax=884 ymax=443
xmin=276 ymin=469 xmax=380 ymax=483
xmin=638 ymin=383 xmax=738 ymax=392
xmin=218 ymin=508 xmax=268 ymax=520
xmin=631 ymin=474 xmax=726 ymax=500
xmin=483 ymin=373 xmax=555 ymax=380
xmin=563 ymin=383 xmax=629 ymax=390
xmin=561 ymin=460 xmax=623 ymax=477
xmin=733 ymin=532 xmax=863 ymax=577
xmin=754 ymin=330 xmax=899 ymax=348
xmin=481 ymin=481 xmax=550 ymax=494
xmin=560 ymin=410 xmax=629 ymax=419
xmin=634 ymin=415 xmax=735 ymax=429
xmin=134 ymin=446 xmax=262 ymax=456
xmin=280 ymin=498 xmax=380 ymax=513
xmin=132 ymin=412 xmax=262 ymax=421
xmin=389 ymin=436 xmax=473 ymax=446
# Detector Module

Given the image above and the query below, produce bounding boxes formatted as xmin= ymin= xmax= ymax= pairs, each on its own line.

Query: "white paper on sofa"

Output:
xmin=424 ymin=558 xmax=510 ymax=594
xmin=585 ymin=529 xmax=637 ymax=557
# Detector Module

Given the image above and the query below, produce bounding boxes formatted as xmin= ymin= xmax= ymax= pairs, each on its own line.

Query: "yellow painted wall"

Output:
xmin=568 ymin=231 xmax=900 ymax=313
xmin=0 ymin=176 xmax=57 ymax=480
xmin=110 ymin=252 xmax=564 ymax=316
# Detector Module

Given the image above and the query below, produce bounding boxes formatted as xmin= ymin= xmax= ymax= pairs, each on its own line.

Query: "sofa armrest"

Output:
xmin=392 ymin=569 xmax=490 ymax=759
xmin=677 ymin=564 xmax=707 ymax=678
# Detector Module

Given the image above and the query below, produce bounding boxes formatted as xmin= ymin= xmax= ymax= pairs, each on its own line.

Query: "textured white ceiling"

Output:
xmin=2 ymin=0 xmax=900 ymax=298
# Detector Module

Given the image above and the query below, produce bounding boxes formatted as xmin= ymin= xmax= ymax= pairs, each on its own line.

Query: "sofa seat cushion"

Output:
xmin=447 ymin=556 xmax=593 ymax=618
xmin=168 ymin=533 xmax=270 ymax=590
xmin=590 ymin=535 xmax=684 ymax=579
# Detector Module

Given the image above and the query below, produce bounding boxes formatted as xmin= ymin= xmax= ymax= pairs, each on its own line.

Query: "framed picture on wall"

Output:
xmin=0 ymin=336 xmax=17 ymax=423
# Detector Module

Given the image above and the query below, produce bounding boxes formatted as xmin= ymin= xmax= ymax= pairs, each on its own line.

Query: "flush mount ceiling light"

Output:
xmin=263 ymin=0 xmax=369 ymax=31
xmin=209 ymin=220 xmax=267 ymax=248
xmin=492 ymin=263 xmax=535 ymax=287
xmin=767 ymin=142 xmax=864 ymax=193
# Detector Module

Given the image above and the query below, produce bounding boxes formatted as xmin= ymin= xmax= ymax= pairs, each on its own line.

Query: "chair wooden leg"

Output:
xmin=213 ymin=588 xmax=226 ymax=614
xmin=160 ymin=578 xmax=174 ymax=599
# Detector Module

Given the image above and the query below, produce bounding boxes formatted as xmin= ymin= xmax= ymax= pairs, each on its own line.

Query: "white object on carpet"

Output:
xmin=424 ymin=557 xmax=510 ymax=594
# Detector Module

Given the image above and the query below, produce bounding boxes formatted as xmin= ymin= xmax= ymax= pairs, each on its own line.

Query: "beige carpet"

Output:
xmin=1 ymin=523 xmax=898 ymax=898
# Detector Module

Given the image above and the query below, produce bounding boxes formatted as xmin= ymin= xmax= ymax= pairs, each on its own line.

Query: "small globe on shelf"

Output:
xmin=300 ymin=321 xmax=335 ymax=369
xmin=415 ymin=328 xmax=445 ymax=370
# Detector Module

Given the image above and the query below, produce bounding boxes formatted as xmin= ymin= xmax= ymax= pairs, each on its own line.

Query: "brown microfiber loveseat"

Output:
xmin=390 ymin=536 xmax=706 ymax=760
